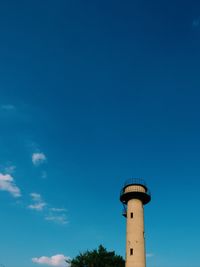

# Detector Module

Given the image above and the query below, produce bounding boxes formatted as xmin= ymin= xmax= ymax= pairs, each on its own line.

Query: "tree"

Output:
xmin=70 ymin=245 xmax=125 ymax=267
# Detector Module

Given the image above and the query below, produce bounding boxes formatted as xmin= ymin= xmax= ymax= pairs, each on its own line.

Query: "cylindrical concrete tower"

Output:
xmin=120 ymin=178 xmax=151 ymax=267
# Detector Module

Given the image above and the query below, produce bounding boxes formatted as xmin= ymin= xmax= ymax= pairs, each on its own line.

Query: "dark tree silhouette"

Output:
xmin=70 ymin=245 xmax=125 ymax=267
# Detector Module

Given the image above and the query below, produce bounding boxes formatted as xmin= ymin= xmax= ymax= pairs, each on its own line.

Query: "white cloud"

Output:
xmin=28 ymin=193 xmax=46 ymax=211
xmin=1 ymin=104 xmax=16 ymax=111
xmin=32 ymin=153 xmax=47 ymax=166
xmin=0 ymin=173 xmax=21 ymax=197
xmin=32 ymin=254 xmax=70 ymax=267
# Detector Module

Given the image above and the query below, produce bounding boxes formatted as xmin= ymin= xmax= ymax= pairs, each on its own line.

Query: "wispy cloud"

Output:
xmin=28 ymin=193 xmax=68 ymax=224
xmin=46 ymin=207 xmax=68 ymax=225
xmin=32 ymin=254 xmax=70 ymax=267
xmin=193 ymin=17 xmax=200 ymax=27
xmin=45 ymin=214 xmax=68 ymax=225
xmin=4 ymin=165 xmax=16 ymax=174
xmin=50 ymin=208 xmax=67 ymax=212
xmin=28 ymin=193 xmax=46 ymax=211
xmin=32 ymin=152 xmax=47 ymax=166
xmin=1 ymin=104 xmax=16 ymax=111
xmin=0 ymin=173 xmax=21 ymax=197
xmin=30 ymin=193 xmax=42 ymax=201
xmin=29 ymin=202 xmax=46 ymax=211
xmin=41 ymin=171 xmax=47 ymax=179
xmin=146 ymin=253 xmax=154 ymax=258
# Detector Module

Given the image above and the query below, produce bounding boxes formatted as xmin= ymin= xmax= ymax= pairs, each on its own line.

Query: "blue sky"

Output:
xmin=0 ymin=0 xmax=200 ymax=267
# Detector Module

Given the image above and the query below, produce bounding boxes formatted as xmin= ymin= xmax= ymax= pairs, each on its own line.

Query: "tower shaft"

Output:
xmin=120 ymin=179 xmax=151 ymax=267
xmin=126 ymin=199 xmax=146 ymax=267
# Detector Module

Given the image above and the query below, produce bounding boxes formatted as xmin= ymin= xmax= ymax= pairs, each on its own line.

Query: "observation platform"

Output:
xmin=120 ymin=178 xmax=151 ymax=205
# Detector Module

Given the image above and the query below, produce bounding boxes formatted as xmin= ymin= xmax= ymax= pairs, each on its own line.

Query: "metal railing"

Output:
xmin=123 ymin=178 xmax=147 ymax=188
xmin=120 ymin=178 xmax=151 ymax=198
xmin=122 ymin=207 xmax=127 ymax=216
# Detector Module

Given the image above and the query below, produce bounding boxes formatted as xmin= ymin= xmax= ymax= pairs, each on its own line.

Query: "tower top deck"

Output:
xmin=120 ymin=178 xmax=151 ymax=205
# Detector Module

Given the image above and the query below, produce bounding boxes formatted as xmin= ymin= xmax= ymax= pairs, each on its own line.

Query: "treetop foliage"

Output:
xmin=70 ymin=245 xmax=125 ymax=267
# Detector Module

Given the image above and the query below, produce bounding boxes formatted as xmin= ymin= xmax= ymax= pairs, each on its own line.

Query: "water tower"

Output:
xmin=120 ymin=178 xmax=151 ymax=267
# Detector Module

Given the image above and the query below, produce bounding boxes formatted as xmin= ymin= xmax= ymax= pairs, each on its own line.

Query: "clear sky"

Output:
xmin=0 ymin=0 xmax=200 ymax=267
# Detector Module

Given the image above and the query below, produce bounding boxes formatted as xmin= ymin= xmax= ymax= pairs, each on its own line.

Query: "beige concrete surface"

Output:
xmin=125 ymin=186 xmax=146 ymax=267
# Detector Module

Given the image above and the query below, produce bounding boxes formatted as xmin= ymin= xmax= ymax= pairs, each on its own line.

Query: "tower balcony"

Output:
xmin=120 ymin=178 xmax=151 ymax=205
xmin=122 ymin=206 xmax=127 ymax=217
